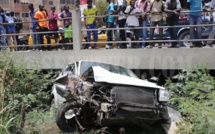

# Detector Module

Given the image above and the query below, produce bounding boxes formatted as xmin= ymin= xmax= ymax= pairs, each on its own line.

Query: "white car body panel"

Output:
xmin=52 ymin=83 xmax=67 ymax=108
xmin=92 ymin=66 xmax=165 ymax=89
xmin=54 ymin=73 xmax=68 ymax=82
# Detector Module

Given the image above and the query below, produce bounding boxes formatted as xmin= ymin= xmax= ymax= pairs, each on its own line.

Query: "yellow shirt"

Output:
xmin=83 ymin=6 xmax=98 ymax=24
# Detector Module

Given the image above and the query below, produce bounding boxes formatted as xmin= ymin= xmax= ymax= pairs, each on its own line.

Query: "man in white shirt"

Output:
xmin=125 ymin=0 xmax=140 ymax=42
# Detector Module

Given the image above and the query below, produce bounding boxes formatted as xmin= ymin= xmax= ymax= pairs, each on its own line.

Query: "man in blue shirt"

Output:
xmin=187 ymin=0 xmax=203 ymax=47
xmin=106 ymin=0 xmax=115 ymax=49
xmin=28 ymin=3 xmax=39 ymax=50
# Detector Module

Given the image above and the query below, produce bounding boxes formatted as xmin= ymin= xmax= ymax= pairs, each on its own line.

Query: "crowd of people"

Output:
xmin=86 ymin=0 xmax=215 ymax=49
xmin=0 ymin=0 xmax=215 ymax=51
xmin=28 ymin=3 xmax=72 ymax=51
xmin=0 ymin=3 xmax=73 ymax=51
xmin=0 ymin=7 xmax=23 ymax=51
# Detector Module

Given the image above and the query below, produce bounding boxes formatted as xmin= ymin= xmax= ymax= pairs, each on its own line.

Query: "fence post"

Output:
xmin=72 ymin=10 xmax=82 ymax=52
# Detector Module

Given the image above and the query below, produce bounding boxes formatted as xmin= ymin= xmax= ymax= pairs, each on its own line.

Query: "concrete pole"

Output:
xmin=72 ymin=10 xmax=82 ymax=52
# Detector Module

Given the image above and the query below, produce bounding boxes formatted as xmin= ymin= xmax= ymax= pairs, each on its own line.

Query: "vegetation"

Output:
xmin=95 ymin=0 xmax=108 ymax=28
xmin=165 ymin=65 xmax=215 ymax=134
xmin=1 ymin=51 xmax=214 ymax=133
xmin=0 ymin=52 xmax=52 ymax=133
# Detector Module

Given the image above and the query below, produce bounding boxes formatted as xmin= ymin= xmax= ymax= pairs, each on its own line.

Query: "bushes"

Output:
xmin=165 ymin=66 xmax=215 ymax=134
xmin=0 ymin=52 xmax=52 ymax=133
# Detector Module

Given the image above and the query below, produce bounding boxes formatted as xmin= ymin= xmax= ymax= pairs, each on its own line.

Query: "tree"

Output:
xmin=96 ymin=0 xmax=108 ymax=28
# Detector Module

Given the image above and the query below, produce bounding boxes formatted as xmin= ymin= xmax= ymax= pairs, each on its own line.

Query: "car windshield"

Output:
xmin=80 ymin=61 xmax=138 ymax=78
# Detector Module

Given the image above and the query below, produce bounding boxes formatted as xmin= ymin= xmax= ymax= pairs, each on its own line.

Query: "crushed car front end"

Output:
xmin=80 ymin=66 xmax=170 ymax=126
xmin=53 ymin=61 xmax=170 ymax=132
xmin=95 ymin=85 xmax=170 ymax=126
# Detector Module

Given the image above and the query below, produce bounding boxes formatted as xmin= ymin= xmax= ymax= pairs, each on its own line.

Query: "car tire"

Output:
xmin=56 ymin=102 xmax=79 ymax=132
xmin=178 ymin=30 xmax=193 ymax=47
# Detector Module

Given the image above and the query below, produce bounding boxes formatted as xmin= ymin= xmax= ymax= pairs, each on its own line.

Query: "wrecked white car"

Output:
xmin=51 ymin=60 xmax=171 ymax=132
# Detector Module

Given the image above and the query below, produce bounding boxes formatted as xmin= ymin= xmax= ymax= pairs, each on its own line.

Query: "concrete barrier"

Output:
xmin=12 ymin=48 xmax=215 ymax=70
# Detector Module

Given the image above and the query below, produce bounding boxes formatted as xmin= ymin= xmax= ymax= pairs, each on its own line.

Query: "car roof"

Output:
xmin=69 ymin=60 xmax=127 ymax=69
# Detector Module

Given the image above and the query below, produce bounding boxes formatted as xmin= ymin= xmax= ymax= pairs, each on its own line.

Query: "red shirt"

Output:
xmin=48 ymin=12 xmax=58 ymax=30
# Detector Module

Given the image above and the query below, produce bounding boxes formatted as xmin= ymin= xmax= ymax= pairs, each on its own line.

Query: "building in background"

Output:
xmin=60 ymin=0 xmax=75 ymax=10
xmin=0 ymin=0 xmax=30 ymax=33
xmin=0 ymin=0 xmax=76 ymax=34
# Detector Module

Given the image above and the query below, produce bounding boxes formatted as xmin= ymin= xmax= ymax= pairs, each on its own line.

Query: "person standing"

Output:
xmin=58 ymin=6 xmax=65 ymax=50
xmin=164 ymin=0 xmax=181 ymax=48
xmin=58 ymin=6 xmax=65 ymax=29
xmin=0 ymin=7 xmax=7 ymax=50
xmin=59 ymin=5 xmax=72 ymax=49
xmin=206 ymin=0 xmax=215 ymax=47
xmin=47 ymin=6 xmax=59 ymax=50
xmin=11 ymin=11 xmax=22 ymax=50
xmin=187 ymin=0 xmax=203 ymax=47
xmin=125 ymin=0 xmax=140 ymax=47
xmin=148 ymin=0 xmax=165 ymax=48
xmin=83 ymin=0 xmax=98 ymax=49
xmin=106 ymin=0 xmax=115 ymax=49
xmin=34 ymin=4 xmax=49 ymax=51
xmin=135 ymin=0 xmax=149 ymax=48
xmin=116 ymin=0 xmax=127 ymax=48
xmin=5 ymin=11 xmax=17 ymax=51
xmin=28 ymin=3 xmax=38 ymax=50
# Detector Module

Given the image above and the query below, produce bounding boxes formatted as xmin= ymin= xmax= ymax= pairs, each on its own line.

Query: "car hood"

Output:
xmin=92 ymin=66 xmax=165 ymax=89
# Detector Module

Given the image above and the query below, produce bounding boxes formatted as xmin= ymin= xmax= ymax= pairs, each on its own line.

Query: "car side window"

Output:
xmin=65 ymin=64 xmax=75 ymax=74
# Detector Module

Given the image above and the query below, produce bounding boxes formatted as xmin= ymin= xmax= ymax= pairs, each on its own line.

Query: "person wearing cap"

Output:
xmin=83 ymin=0 xmax=98 ymax=49
xmin=47 ymin=6 xmax=59 ymax=50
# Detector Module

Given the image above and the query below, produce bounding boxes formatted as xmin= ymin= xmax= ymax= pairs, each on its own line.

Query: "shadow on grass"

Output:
xmin=60 ymin=124 xmax=166 ymax=134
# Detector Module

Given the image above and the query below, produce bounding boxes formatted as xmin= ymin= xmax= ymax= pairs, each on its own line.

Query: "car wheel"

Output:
xmin=56 ymin=102 xmax=83 ymax=132
xmin=178 ymin=30 xmax=193 ymax=47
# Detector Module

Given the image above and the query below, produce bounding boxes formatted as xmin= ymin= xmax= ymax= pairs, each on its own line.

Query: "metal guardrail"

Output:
xmin=0 ymin=23 xmax=214 ymax=37
xmin=0 ymin=38 xmax=215 ymax=48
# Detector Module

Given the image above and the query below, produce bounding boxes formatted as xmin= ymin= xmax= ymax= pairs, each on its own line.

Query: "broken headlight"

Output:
xmin=159 ymin=89 xmax=170 ymax=102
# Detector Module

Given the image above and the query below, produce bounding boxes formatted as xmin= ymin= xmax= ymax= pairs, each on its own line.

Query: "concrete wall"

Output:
xmin=12 ymin=48 xmax=215 ymax=70
xmin=12 ymin=10 xmax=215 ymax=70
